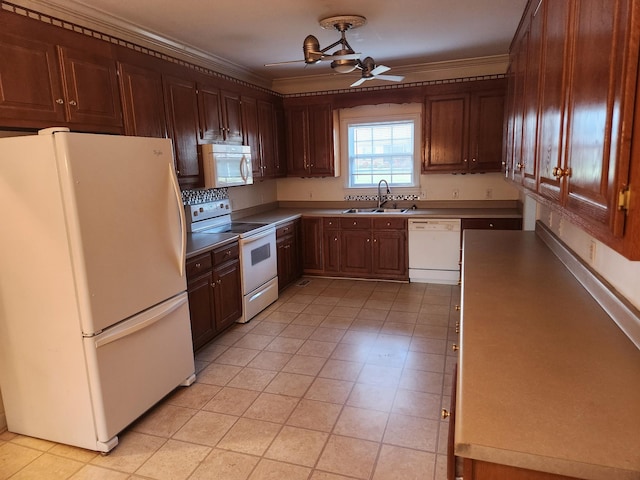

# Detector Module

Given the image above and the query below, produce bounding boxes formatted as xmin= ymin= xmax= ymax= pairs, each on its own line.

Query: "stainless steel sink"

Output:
xmin=342 ymin=207 xmax=410 ymax=214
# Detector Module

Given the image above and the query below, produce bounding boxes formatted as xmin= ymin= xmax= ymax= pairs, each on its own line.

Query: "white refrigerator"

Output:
xmin=0 ymin=128 xmax=195 ymax=452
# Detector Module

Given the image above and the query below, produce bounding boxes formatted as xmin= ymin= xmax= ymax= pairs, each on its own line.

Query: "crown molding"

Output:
xmin=3 ymin=0 xmax=510 ymax=95
xmin=3 ymin=0 xmax=273 ymax=89
xmin=271 ymin=54 xmax=509 ymax=94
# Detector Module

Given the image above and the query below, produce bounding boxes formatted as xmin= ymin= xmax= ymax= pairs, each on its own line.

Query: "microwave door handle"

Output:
xmin=240 ymin=154 xmax=248 ymax=181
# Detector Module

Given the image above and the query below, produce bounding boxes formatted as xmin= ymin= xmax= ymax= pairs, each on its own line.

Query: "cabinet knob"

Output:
xmin=455 ymin=305 xmax=460 ymax=311
xmin=55 ymin=98 xmax=64 ymax=104
xmin=366 ymin=238 xmax=370 ymax=243
xmin=516 ymin=162 xmax=524 ymax=170
xmin=441 ymin=408 xmax=451 ymax=419
xmin=69 ymin=100 xmax=77 ymax=106
xmin=334 ymin=237 xmax=338 ymax=241
xmin=225 ymin=250 xmax=231 ymax=256
xmin=195 ymin=262 xmax=201 ymax=268
xmin=210 ymin=283 xmax=216 ymax=288
xmin=217 ymin=279 xmax=222 ymax=284
xmin=451 ymin=344 xmax=459 ymax=352
xmin=472 ymin=158 xmax=477 ymax=162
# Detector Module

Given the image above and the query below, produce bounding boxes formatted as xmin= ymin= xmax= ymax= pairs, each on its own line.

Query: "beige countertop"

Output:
xmin=457 ymin=229 xmax=640 ymax=480
xmin=186 ymin=232 xmax=237 ymax=259
xmin=237 ymin=206 xmax=522 ymax=221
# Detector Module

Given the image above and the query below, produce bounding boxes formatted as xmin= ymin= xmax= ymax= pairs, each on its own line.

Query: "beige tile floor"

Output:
xmin=0 ymin=277 xmax=460 ymax=480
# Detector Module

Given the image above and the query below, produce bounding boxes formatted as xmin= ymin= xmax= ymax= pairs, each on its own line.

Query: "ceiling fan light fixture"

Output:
xmin=331 ymin=48 xmax=358 ymax=73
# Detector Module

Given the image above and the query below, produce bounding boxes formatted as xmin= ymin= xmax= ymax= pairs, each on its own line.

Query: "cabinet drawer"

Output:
xmin=213 ymin=243 xmax=239 ymax=265
xmin=461 ymin=218 xmax=522 ymax=230
xmin=323 ymin=217 xmax=340 ymax=229
xmin=372 ymin=217 xmax=407 ymax=230
xmin=340 ymin=217 xmax=372 ymax=230
xmin=186 ymin=252 xmax=212 ymax=278
xmin=276 ymin=221 xmax=295 ymax=238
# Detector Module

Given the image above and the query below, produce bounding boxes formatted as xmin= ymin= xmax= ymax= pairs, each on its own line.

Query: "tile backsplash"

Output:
xmin=181 ymin=188 xmax=228 ymax=205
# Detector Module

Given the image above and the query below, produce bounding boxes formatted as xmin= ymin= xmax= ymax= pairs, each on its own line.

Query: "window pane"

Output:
xmin=348 ymin=120 xmax=415 ymax=188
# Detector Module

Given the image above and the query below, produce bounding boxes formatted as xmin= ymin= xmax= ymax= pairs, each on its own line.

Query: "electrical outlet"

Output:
xmin=420 ymin=191 xmax=426 ymax=199
xmin=589 ymin=240 xmax=597 ymax=263
xmin=452 ymin=189 xmax=459 ymax=199
xmin=485 ymin=188 xmax=493 ymax=199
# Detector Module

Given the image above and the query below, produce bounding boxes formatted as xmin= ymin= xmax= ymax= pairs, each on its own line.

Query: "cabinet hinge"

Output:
xmin=617 ymin=187 xmax=630 ymax=211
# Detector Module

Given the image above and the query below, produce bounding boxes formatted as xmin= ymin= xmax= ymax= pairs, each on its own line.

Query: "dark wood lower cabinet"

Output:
xmin=302 ymin=215 xmax=408 ymax=281
xmin=276 ymin=219 xmax=302 ymax=291
xmin=186 ymin=242 xmax=241 ymax=351
xmin=463 ymin=460 xmax=581 ymax=480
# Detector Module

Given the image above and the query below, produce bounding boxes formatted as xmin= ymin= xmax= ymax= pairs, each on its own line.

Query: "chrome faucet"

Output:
xmin=377 ymin=179 xmax=390 ymax=208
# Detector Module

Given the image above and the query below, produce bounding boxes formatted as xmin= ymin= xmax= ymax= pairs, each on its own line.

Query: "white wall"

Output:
xmin=535 ymin=197 xmax=640 ymax=311
xmin=277 ymin=171 xmax=519 ymax=202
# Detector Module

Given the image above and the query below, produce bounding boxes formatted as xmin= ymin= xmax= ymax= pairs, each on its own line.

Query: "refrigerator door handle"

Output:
xmin=169 ymin=162 xmax=186 ymax=277
xmin=93 ymin=293 xmax=188 ymax=348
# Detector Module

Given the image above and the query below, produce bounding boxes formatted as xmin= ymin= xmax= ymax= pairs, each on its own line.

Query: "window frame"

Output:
xmin=339 ymin=103 xmax=422 ymax=193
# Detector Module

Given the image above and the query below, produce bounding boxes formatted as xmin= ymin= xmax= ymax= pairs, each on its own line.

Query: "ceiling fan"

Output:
xmin=265 ymin=15 xmax=405 ymax=87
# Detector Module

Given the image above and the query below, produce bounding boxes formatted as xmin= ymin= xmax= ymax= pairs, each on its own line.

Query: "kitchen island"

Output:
xmin=456 ymin=224 xmax=640 ymax=480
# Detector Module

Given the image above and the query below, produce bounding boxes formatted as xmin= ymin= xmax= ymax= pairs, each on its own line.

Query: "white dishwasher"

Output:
xmin=408 ymin=219 xmax=461 ymax=284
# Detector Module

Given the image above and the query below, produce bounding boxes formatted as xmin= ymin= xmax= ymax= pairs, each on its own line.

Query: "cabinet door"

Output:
xmin=221 ymin=90 xmax=243 ymax=143
xmin=118 ymin=62 xmax=167 ymax=138
xmin=258 ymin=99 xmax=277 ymax=178
xmin=308 ymin=103 xmax=334 ymax=176
xmin=273 ymin=106 xmax=287 ymax=177
xmin=197 ymin=84 xmax=225 ymax=142
xmin=301 ymin=217 xmax=323 ymax=272
xmin=341 ymin=230 xmax=372 ymax=275
xmin=520 ymin=4 xmax=543 ymax=191
xmin=277 ymin=236 xmax=292 ymax=290
xmin=286 ymin=105 xmax=309 ymax=176
xmin=563 ymin=0 xmax=631 ymax=235
xmin=163 ymin=75 xmax=201 ymax=187
xmin=424 ymin=93 xmax=469 ymax=172
xmin=323 ymin=229 xmax=341 ymax=273
xmin=0 ymin=32 xmax=65 ymax=124
xmin=372 ymin=230 xmax=407 ymax=279
xmin=213 ymin=260 xmax=242 ymax=331
xmin=187 ymin=272 xmax=216 ymax=351
xmin=57 ymin=46 xmax=122 ymax=128
xmin=509 ymin=29 xmax=529 ymax=184
xmin=241 ymin=96 xmax=261 ymax=178
xmin=536 ymin=0 xmax=572 ymax=203
xmin=470 ymin=90 xmax=506 ymax=173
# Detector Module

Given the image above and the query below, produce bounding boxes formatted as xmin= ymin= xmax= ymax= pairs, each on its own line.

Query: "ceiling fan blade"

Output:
xmin=370 ymin=65 xmax=390 ymax=76
xmin=373 ymin=74 xmax=405 ymax=82
xmin=264 ymin=59 xmax=306 ymax=67
xmin=322 ymin=52 xmax=361 ymax=61
xmin=350 ymin=77 xmax=369 ymax=87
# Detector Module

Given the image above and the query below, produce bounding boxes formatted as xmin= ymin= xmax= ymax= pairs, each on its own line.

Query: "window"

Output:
xmin=339 ymin=104 xmax=421 ymax=190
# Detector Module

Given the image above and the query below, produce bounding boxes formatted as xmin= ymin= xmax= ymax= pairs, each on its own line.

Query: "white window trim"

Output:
xmin=338 ymin=103 xmax=422 ymax=194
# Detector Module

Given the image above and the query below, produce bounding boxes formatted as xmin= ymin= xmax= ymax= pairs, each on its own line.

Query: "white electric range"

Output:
xmin=186 ymin=199 xmax=278 ymax=323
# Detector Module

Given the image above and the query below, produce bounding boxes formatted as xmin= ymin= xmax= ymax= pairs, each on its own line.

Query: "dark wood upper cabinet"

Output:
xmin=0 ymin=32 xmax=65 ymax=125
xmin=198 ymin=85 xmax=243 ymax=144
xmin=257 ymin=99 xmax=277 ymax=178
xmin=57 ymin=46 xmax=122 ymax=128
xmin=424 ymin=93 xmax=469 ymax=172
xmin=424 ymin=84 xmax=505 ymax=174
xmin=118 ymin=62 xmax=167 ymax=138
xmin=240 ymin=96 xmax=261 ymax=177
xmin=505 ymin=0 xmax=640 ymax=259
xmin=285 ymin=103 xmax=335 ymax=177
xmin=562 ymin=0 xmax=633 ymax=234
xmin=536 ymin=0 xmax=572 ymax=204
xmin=0 ymin=31 xmax=122 ymax=132
xmin=163 ymin=75 xmax=201 ymax=187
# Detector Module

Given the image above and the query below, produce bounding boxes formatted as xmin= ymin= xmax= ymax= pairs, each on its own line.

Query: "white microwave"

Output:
xmin=201 ymin=143 xmax=253 ymax=188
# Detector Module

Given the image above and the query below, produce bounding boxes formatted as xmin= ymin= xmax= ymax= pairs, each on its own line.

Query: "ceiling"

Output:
xmin=15 ymin=0 xmax=528 ymax=93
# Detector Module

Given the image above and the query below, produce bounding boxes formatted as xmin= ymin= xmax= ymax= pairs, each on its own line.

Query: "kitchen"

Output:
xmin=0 ymin=0 xmax=639 ymax=479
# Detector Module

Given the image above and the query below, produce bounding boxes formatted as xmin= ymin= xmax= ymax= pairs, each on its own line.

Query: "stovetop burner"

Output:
xmin=185 ymin=199 xmax=273 ymax=238
xmin=202 ymin=222 xmax=270 ymax=235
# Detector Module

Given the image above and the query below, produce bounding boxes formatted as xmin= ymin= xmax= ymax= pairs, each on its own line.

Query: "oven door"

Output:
xmin=240 ymin=227 xmax=277 ymax=294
